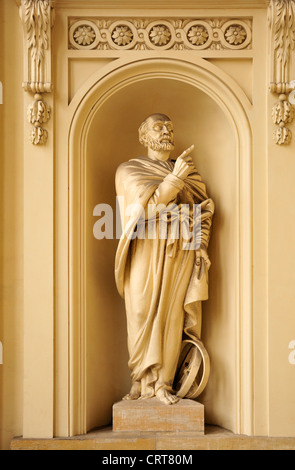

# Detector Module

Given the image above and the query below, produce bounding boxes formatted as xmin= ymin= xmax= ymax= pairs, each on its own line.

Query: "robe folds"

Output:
xmin=115 ymin=156 xmax=214 ymax=396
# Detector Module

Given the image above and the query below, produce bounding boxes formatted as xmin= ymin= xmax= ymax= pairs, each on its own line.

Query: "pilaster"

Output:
xmin=19 ymin=0 xmax=55 ymax=438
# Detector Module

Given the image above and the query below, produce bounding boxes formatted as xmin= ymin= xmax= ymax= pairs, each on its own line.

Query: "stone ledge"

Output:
xmin=10 ymin=426 xmax=295 ymax=450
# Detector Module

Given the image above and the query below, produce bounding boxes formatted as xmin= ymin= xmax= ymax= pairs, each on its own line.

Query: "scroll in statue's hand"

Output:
xmin=172 ymin=145 xmax=195 ymax=180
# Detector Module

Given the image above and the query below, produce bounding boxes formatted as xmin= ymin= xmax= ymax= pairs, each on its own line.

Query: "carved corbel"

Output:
xmin=19 ymin=0 xmax=55 ymax=144
xmin=268 ymin=0 xmax=295 ymax=145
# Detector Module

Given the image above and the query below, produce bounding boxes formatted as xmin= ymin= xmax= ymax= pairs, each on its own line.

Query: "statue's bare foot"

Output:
xmin=138 ymin=391 xmax=155 ymax=400
xmin=122 ymin=382 xmax=141 ymax=401
xmin=156 ymin=388 xmax=180 ymax=405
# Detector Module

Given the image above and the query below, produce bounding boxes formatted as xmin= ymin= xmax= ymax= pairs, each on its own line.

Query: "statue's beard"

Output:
xmin=143 ymin=135 xmax=175 ymax=152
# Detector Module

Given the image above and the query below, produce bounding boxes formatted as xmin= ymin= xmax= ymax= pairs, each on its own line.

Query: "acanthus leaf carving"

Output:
xmin=269 ymin=0 xmax=295 ymax=89
xmin=19 ymin=0 xmax=54 ymax=145
xmin=273 ymin=125 xmax=292 ymax=145
xmin=27 ymin=94 xmax=51 ymax=126
xmin=24 ymin=0 xmax=49 ymax=64
xmin=30 ymin=126 xmax=48 ymax=146
xmin=269 ymin=0 xmax=295 ymax=145
xmin=272 ymin=97 xmax=295 ymax=125
xmin=20 ymin=0 xmax=54 ymax=93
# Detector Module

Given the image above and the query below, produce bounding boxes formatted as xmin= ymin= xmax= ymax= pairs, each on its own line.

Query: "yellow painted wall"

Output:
xmin=0 ymin=0 xmax=295 ymax=449
xmin=0 ymin=0 xmax=24 ymax=450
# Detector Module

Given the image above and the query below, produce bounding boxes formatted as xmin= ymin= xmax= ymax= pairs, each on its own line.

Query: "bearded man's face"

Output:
xmin=142 ymin=118 xmax=175 ymax=152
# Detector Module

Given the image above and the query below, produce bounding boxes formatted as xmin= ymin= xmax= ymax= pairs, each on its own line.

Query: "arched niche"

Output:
xmin=68 ymin=57 xmax=253 ymax=436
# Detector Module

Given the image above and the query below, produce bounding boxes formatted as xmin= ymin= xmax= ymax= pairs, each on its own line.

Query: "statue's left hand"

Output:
xmin=196 ymin=248 xmax=211 ymax=277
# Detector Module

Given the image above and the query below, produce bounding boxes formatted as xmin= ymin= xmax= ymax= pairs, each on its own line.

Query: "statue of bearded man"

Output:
xmin=115 ymin=113 xmax=214 ymax=405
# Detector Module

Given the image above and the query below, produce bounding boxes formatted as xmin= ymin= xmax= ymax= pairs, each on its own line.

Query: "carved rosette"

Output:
xmin=149 ymin=24 xmax=172 ymax=47
xmin=268 ymin=0 xmax=295 ymax=145
xmin=112 ymin=25 xmax=134 ymax=47
xmin=69 ymin=20 xmax=100 ymax=50
xmin=187 ymin=25 xmax=209 ymax=46
xmin=19 ymin=0 xmax=54 ymax=145
xmin=68 ymin=18 xmax=252 ymax=51
xmin=224 ymin=24 xmax=247 ymax=45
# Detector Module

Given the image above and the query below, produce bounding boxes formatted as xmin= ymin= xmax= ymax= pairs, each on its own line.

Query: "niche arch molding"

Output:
xmin=67 ymin=56 xmax=253 ymax=436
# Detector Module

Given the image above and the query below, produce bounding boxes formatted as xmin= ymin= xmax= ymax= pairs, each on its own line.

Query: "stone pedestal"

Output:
xmin=112 ymin=398 xmax=204 ymax=434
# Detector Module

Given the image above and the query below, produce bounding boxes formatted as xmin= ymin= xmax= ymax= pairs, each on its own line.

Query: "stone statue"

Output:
xmin=115 ymin=113 xmax=214 ymax=405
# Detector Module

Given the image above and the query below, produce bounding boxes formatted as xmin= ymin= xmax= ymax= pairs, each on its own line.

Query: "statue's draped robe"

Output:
xmin=115 ymin=156 xmax=214 ymax=397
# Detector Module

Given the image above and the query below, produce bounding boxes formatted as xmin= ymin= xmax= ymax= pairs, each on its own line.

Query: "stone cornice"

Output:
xmin=16 ymin=0 xmax=269 ymax=9
xmin=54 ymin=0 xmax=268 ymax=9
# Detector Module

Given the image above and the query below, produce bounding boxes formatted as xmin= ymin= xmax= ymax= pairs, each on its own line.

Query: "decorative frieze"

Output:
xmin=19 ymin=0 xmax=55 ymax=145
xmin=268 ymin=0 xmax=295 ymax=145
xmin=68 ymin=18 xmax=252 ymax=51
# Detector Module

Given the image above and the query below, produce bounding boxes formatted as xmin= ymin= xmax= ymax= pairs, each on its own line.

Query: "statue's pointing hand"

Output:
xmin=172 ymin=145 xmax=195 ymax=180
